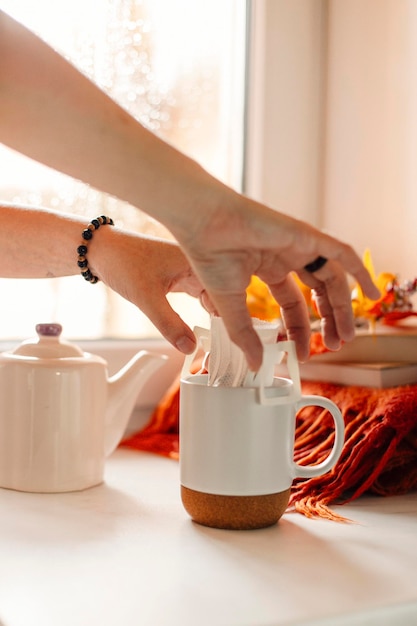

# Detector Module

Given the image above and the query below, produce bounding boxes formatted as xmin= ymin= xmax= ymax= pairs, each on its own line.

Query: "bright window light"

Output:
xmin=0 ymin=0 xmax=247 ymax=340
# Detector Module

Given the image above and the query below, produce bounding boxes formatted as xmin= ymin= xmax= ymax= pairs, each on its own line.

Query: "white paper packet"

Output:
xmin=207 ymin=316 xmax=281 ymax=387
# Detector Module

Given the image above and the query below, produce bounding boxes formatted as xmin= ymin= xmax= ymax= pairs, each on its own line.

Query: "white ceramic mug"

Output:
xmin=180 ymin=343 xmax=344 ymax=529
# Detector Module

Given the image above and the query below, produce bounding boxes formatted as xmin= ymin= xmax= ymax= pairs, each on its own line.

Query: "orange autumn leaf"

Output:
xmin=350 ymin=249 xmax=417 ymax=324
xmin=351 ymin=249 xmax=396 ymax=321
xmin=246 ymin=276 xmax=281 ymax=321
xmin=246 ymin=274 xmax=319 ymax=321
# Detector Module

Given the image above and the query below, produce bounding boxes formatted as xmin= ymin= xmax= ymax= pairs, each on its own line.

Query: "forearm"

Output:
xmin=0 ymin=204 xmax=88 ymax=278
xmin=0 ymin=10 xmax=226 ymax=243
xmin=0 ymin=204 xmax=136 ymax=282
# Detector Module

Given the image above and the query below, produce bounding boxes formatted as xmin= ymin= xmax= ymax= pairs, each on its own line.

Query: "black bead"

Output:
xmin=79 ymin=217 xmax=112 ymax=285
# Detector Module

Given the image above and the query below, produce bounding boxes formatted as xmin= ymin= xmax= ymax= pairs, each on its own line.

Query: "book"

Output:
xmin=305 ymin=330 xmax=417 ymax=364
xmin=298 ymin=361 xmax=417 ymax=388
xmin=276 ymin=361 xmax=417 ymax=388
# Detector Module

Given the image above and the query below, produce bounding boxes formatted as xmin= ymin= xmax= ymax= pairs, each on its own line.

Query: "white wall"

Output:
xmin=246 ymin=0 xmax=417 ymax=279
xmin=323 ymin=0 xmax=417 ymax=277
xmin=245 ymin=0 xmax=327 ymax=225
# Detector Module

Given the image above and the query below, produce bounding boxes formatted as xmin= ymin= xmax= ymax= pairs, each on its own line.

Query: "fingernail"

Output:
xmin=176 ymin=335 xmax=196 ymax=354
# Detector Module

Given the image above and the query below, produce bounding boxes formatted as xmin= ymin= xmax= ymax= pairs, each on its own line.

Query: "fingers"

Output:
xmin=100 ymin=233 xmax=203 ymax=354
xmin=136 ymin=288 xmax=197 ymax=355
xmin=207 ymin=278 xmax=311 ymax=369
xmin=336 ymin=250 xmax=380 ymax=301
xmin=206 ymin=291 xmax=265 ymax=371
xmin=201 ymin=285 xmax=309 ymax=370
xmin=298 ymin=259 xmax=356 ymax=348
xmin=199 ymin=290 xmax=218 ymax=316
xmin=267 ymin=274 xmax=311 ymax=362
xmin=303 ymin=234 xmax=380 ymax=301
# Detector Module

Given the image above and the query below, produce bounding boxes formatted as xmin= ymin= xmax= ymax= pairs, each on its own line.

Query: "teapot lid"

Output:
xmin=11 ymin=323 xmax=84 ymax=358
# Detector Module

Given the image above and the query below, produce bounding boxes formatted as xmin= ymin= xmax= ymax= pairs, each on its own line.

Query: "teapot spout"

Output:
xmin=105 ymin=350 xmax=168 ymax=456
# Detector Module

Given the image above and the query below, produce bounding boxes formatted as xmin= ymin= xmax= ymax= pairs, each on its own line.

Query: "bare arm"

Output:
xmin=0 ymin=204 xmax=204 ymax=353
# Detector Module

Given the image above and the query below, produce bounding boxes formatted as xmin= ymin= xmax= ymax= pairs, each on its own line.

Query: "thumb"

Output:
xmin=139 ymin=294 xmax=197 ymax=355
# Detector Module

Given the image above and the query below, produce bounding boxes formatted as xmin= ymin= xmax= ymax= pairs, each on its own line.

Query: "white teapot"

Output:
xmin=0 ymin=323 xmax=167 ymax=493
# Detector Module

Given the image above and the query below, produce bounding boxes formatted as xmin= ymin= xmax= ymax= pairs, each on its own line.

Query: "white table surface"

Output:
xmin=0 ymin=448 xmax=416 ymax=626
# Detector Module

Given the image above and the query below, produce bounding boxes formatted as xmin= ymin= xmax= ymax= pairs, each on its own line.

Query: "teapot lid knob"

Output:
xmin=36 ymin=323 xmax=63 ymax=338
xmin=10 ymin=323 xmax=84 ymax=358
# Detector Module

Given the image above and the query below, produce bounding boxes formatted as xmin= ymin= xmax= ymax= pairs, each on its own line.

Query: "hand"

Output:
xmin=176 ymin=194 xmax=380 ymax=371
xmin=92 ymin=230 xmax=208 ymax=354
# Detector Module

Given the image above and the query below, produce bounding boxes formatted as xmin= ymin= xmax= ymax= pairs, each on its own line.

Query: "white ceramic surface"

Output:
xmin=0 ymin=324 xmax=166 ymax=493
xmin=180 ymin=373 xmax=344 ymax=496
xmin=1 ymin=448 xmax=416 ymax=626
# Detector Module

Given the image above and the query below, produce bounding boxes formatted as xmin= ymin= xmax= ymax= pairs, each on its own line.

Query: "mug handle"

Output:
xmin=292 ymin=396 xmax=345 ymax=478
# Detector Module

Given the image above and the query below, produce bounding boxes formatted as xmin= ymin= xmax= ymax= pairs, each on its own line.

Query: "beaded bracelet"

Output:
xmin=77 ymin=215 xmax=114 ymax=284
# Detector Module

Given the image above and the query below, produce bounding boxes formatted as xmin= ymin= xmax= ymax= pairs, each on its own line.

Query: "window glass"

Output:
xmin=0 ymin=0 xmax=247 ymax=339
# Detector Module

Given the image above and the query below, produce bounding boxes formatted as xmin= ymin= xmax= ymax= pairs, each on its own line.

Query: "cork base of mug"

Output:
xmin=181 ymin=485 xmax=291 ymax=530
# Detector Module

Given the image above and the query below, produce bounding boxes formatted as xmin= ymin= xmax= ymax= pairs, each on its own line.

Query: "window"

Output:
xmin=0 ymin=0 xmax=247 ymax=339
